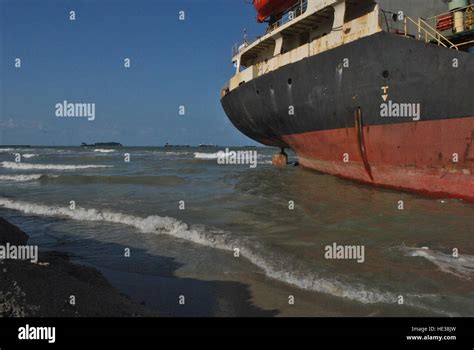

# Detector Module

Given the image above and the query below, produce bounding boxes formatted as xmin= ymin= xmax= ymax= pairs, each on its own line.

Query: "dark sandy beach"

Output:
xmin=0 ymin=217 xmax=154 ymax=317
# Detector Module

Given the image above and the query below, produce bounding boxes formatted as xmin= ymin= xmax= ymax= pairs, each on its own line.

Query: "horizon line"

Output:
xmin=0 ymin=144 xmax=267 ymax=148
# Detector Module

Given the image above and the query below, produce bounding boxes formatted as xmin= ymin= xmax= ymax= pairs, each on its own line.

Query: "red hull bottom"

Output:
xmin=282 ymin=117 xmax=474 ymax=202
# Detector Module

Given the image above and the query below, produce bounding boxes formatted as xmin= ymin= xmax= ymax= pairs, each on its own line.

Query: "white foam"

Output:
xmin=94 ymin=149 xmax=115 ymax=153
xmin=22 ymin=154 xmax=38 ymax=158
xmin=1 ymin=161 xmax=111 ymax=170
xmin=194 ymin=151 xmax=249 ymax=160
xmin=195 ymin=151 xmax=268 ymax=165
xmin=194 ymin=152 xmax=220 ymax=160
xmin=404 ymin=247 xmax=474 ymax=280
xmin=0 ymin=174 xmax=42 ymax=182
xmin=165 ymin=151 xmax=189 ymax=155
xmin=0 ymin=148 xmax=14 ymax=152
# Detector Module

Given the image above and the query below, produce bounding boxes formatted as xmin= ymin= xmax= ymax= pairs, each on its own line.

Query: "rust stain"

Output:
xmin=465 ymin=130 xmax=474 ymax=161
xmin=355 ymin=107 xmax=373 ymax=181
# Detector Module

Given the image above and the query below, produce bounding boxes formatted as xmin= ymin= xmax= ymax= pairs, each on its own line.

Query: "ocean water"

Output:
xmin=0 ymin=146 xmax=473 ymax=316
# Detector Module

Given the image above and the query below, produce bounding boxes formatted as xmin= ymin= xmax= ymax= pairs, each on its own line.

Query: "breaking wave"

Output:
xmin=194 ymin=151 xmax=271 ymax=165
xmin=22 ymin=154 xmax=38 ymax=158
xmin=194 ymin=152 xmax=220 ymax=160
xmin=165 ymin=151 xmax=190 ymax=156
xmin=0 ymin=197 xmax=393 ymax=305
xmin=0 ymin=174 xmax=43 ymax=182
xmin=0 ymin=196 xmax=455 ymax=315
xmin=0 ymin=174 xmax=186 ymax=186
xmin=1 ymin=161 xmax=112 ymax=170
xmin=193 ymin=151 xmax=250 ymax=160
xmin=403 ymin=246 xmax=474 ymax=280
xmin=94 ymin=149 xmax=115 ymax=153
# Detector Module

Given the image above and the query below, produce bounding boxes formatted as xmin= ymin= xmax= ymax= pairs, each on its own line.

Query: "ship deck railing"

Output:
xmin=404 ymin=16 xmax=459 ymax=50
xmin=265 ymin=0 xmax=308 ymax=34
xmin=231 ymin=0 xmax=308 ymax=58
xmin=382 ymin=5 xmax=474 ymax=51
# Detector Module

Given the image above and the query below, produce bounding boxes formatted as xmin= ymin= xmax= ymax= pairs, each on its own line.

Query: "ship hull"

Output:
xmin=221 ymin=31 xmax=474 ymax=201
xmin=285 ymin=117 xmax=474 ymax=201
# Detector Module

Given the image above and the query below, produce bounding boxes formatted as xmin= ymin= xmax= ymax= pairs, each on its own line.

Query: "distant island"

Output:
xmin=81 ymin=142 xmax=122 ymax=147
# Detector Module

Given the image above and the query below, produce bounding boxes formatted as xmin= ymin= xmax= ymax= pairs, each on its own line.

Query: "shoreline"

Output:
xmin=0 ymin=214 xmax=451 ymax=317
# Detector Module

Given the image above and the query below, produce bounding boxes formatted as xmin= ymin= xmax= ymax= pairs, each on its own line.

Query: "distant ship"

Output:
xmin=221 ymin=0 xmax=474 ymax=201
xmin=81 ymin=142 xmax=122 ymax=147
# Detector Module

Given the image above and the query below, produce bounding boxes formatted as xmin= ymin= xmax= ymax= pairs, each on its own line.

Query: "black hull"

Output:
xmin=221 ymin=31 xmax=474 ymax=148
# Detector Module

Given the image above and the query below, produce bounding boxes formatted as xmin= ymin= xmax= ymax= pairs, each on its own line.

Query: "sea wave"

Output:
xmin=94 ymin=149 xmax=115 ymax=153
xmin=194 ymin=152 xmax=220 ymax=160
xmin=194 ymin=151 xmax=272 ymax=165
xmin=22 ymin=154 xmax=39 ymax=158
xmin=0 ymin=173 xmax=187 ymax=186
xmin=165 ymin=151 xmax=190 ymax=156
xmin=0 ymin=174 xmax=43 ymax=182
xmin=37 ymin=174 xmax=187 ymax=186
xmin=0 ymin=197 xmax=395 ymax=305
xmin=0 ymin=161 xmax=112 ymax=170
xmin=403 ymin=246 xmax=474 ymax=280
xmin=0 ymin=197 xmax=454 ymax=313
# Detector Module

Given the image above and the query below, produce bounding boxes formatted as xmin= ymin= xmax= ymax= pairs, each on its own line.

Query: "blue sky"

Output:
xmin=0 ymin=0 xmax=262 ymax=146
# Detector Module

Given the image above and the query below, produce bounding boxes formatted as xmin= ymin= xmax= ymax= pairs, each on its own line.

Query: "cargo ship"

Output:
xmin=221 ymin=0 xmax=474 ymax=201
